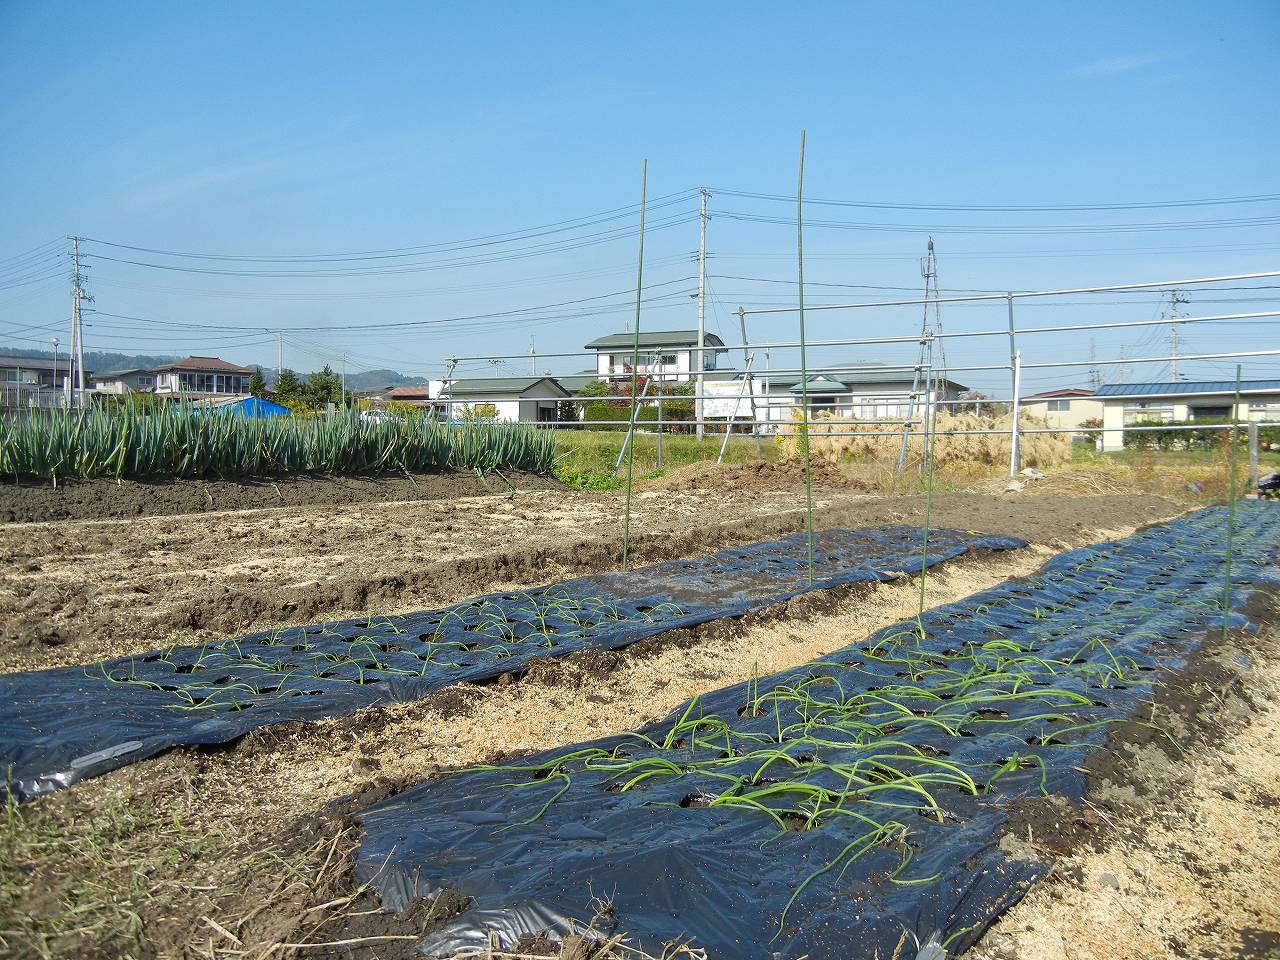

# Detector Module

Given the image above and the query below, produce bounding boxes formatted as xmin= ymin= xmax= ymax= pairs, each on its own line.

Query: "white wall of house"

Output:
xmin=705 ymin=380 xmax=957 ymax=431
xmin=449 ymin=381 xmax=566 ymax=423
xmin=1021 ymin=397 xmax=1104 ymax=431
xmin=1099 ymin=392 xmax=1280 ymax=451
xmin=155 ymin=370 xmax=250 ymax=396
xmin=593 ymin=345 xmax=718 ymax=382
xmin=92 ymin=373 xmax=156 ymax=395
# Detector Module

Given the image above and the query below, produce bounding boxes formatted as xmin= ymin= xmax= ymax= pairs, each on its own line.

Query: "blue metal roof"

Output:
xmin=1096 ymin=379 xmax=1280 ymax=398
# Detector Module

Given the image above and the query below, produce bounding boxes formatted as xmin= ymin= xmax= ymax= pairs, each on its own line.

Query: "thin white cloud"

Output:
xmin=1071 ymin=52 xmax=1173 ymax=78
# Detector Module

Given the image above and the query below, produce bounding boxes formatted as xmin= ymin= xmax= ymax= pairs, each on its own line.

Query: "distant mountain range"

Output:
xmin=0 ymin=348 xmax=427 ymax=390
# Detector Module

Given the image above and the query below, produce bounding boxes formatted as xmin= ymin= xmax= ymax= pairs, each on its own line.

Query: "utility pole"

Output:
xmin=341 ymin=352 xmax=348 ymax=406
xmin=1166 ymin=289 xmax=1189 ymax=381
xmin=1089 ymin=339 xmax=1101 ymax=390
xmin=529 ymin=335 xmax=536 ymax=376
xmin=695 ymin=187 xmax=710 ymax=440
xmin=70 ymin=237 xmax=91 ymax=408
xmin=277 ymin=333 xmax=284 ymax=384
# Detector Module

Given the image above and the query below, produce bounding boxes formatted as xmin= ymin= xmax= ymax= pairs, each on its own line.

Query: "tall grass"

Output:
xmin=0 ymin=406 xmax=557 ymax=481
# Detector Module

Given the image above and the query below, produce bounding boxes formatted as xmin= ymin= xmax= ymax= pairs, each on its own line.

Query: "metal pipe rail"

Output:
xmin=738 ymin=269 xmax=1280 ymax=316
xmin=528 ymin=420 xmax=1280 ymax=437
xmin=440 ymin=308 xmax=1280 ymax=365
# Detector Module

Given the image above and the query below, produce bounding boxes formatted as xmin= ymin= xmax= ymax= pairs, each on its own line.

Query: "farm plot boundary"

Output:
xmin=351 ymin=503 xmax=1280 ymax=960
xmin=0 ymin=526 xmax=1025 ymax=801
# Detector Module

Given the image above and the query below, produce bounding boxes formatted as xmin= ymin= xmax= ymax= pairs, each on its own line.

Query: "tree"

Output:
xmin=274 ymin=369 xmax=304 ymax=404
xmin=303 ymin=365 xmax=343 ymax=408
xmin=248 ymin=369 xmax=267 ymax=398
xmin=958 ymin=390 xmax=1007 ymax=417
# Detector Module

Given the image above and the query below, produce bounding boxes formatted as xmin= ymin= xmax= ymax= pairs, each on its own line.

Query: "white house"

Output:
xmin=706 ymin=362 xmax=967 ymax=431
xmin=1020 ymin=389 xmax=1104 ymax=434
xmin=440 ymin=376 xmax=569 ymax=423
xmin=0 ymin=356 xmax=87 ymax=409
xmin=91 ymin=368 xmax=157 ymax=395
xmin=153 ymin=356 xmax=253 ymax=399
xmin=1097 ymin=379 xmax=1280 ymax=451
xmin=585 ymin=330 xmax=728 ymax=382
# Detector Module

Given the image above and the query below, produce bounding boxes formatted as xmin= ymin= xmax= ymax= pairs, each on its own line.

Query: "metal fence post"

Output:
xmin=1009 ymin=350 xmax=1023 ymax=477
xmin=1248 ymin=421 xmax=1259 ymax=489
xmin=1006 ymin=293 xmax=1021 ymax=478
xmin=656 ymin=391 xmax=664 ymax=470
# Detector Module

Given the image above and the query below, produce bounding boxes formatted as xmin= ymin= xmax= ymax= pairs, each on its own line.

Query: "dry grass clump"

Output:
xmin=777 ymin=410 xmax=1071 ymax=470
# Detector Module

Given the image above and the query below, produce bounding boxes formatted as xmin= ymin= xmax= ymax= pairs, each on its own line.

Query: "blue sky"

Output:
xmin=1 ymin=1 xmax=1277 ymax=394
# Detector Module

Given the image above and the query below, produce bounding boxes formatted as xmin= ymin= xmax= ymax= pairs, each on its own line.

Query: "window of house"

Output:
xmin=1047 ymin=399 xmax=1070 ymax=412
xmin=1123 ymin=401 xmax=1173 ymax=425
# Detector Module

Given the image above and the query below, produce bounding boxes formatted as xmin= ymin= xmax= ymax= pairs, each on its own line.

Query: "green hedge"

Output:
xmin=1123 ymin=418 xmax=1280 ymax=451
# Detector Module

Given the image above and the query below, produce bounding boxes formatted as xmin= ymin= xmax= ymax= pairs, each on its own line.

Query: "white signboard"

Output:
xmin=704 ymin=379 xmax=753 ymax=419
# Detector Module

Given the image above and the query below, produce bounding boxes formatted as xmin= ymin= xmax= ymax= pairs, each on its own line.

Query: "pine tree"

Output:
xmin=248 ymin=369 xmax=267 ymax=398
xmin=304 ymin=365 xmax=343 ymax=408
xmin=275 ymin=369 xmax=303 ymax=403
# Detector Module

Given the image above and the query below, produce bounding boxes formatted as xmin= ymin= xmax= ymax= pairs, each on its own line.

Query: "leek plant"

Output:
xmin=0 ymin=405 xmax=556 ymax=481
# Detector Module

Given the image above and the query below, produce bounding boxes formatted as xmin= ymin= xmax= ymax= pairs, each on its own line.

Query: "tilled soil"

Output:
xmin=0 ymin=470 xmax=563 ymax=524
xmin=0 ymin=490 xmax=1182 ymax=672
xmin=0 ymin=490 xmax=1203 ymax=960
xmin=2 ymin=547 xmax=1056 ymax=960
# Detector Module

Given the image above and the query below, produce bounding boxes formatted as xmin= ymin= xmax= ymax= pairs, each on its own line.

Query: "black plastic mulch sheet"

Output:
xmin=354 ymin=503 xmax=1280 ymax=960
xmin=0 ymin=526 xmax=1024 ymax=802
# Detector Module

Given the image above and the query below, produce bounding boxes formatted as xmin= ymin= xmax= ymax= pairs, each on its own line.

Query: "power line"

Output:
xmin=85 ymin=276 xmax=698 ymax=334
xmin=79 ymin=212 xmax=699 ymax=278
xmin=710 ymin=187 xmax=1280 ymax=212
xmin=718 ymin=209 xmax=1280 ymax=235
xmin=77 ymin=192 xmax=697 ymax=264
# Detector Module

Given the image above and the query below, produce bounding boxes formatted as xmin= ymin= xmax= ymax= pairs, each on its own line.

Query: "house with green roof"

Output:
xmin=439 ymin=375 xmax=569 ymax=424
xmin=704 ymin=361 xmax=968 ymax=430
xmin=584 ymin=329 xmax=728 ymax=383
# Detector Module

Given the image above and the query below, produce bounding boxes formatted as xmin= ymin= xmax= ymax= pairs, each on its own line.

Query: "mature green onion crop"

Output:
xmin=0 ymin=406 xmax=557 ymax=481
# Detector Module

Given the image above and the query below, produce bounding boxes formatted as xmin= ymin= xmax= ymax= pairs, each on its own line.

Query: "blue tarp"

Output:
xmin=212 ymin=396 xmax=289 ymax=417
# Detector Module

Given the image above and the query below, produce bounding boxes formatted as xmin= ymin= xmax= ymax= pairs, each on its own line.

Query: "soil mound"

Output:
xmin=643 ymin=459 xmax=864 ymax=492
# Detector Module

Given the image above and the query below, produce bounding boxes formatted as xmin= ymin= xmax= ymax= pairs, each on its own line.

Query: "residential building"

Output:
xmin=705 ymin=362 xmax=967 ymax=430
xmin=91 ymin=368 xmax=157 ymax=395
xmin=152 ymin=356 xmax=253 ymax=399
xmin=1020 ymin=388 xmax=1104 ymax=433
xmin=584 ymin=330 xmax=728 ymax=382
xmin=0 ymin=356 xmax=87 ymax=409
xmin=439 ymin=376 xmax=569 ymax=423
xmin=1097 ymin=379 xmax=1280 ymax=451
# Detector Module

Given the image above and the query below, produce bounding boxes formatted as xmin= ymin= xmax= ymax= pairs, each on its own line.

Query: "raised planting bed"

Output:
xmin=351 ymin=502 xmax=1280 ymax=960
xmin=0 ymin=525 xmax=1023 ymax=801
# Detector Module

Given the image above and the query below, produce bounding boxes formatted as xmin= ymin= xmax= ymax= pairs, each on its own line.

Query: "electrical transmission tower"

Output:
xmin=1165 ymin=288 xmax=1189 ymax=381
xmin=896 ymin=237 xmax=946 ymax=474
